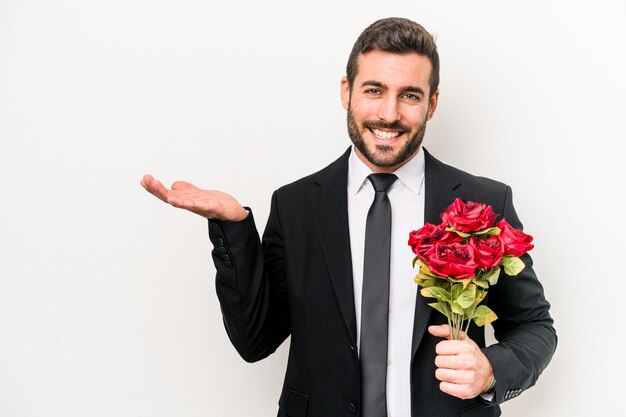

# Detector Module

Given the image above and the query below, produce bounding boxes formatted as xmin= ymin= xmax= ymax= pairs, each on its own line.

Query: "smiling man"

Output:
xmin=342 ymin=49 xmax=437 ymax=173
xmin=142 ymin=17 xmax=556 ymax=417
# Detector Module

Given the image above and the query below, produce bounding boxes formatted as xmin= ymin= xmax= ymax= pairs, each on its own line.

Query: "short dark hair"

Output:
xmin=346 ymin=17 xmax=439 ymax=98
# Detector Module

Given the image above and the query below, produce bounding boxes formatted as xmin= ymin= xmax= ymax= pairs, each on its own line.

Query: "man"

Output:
xmin=141 ymin=18 xmax=556 ymax=417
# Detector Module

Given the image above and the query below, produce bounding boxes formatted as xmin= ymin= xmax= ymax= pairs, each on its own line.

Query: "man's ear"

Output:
xmin=340 ymin=76 xmax=350 ymax=110
xmin=426 ymin=88 xmax=439 ymax=121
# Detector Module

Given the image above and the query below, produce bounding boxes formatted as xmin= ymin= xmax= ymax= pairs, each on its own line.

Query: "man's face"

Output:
xmin=341 ymin=50 xmax=439 ymax=173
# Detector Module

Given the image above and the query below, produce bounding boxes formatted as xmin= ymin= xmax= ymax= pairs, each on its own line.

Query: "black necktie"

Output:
xmin=361 ymin=173 xmax=397 ymax=417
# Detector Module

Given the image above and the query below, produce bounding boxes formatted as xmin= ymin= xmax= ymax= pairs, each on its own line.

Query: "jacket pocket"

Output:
xmin=459 ymin=401 xmax=501 ymax=417
xmin=278 ymin=386 xmax=309 ymax=417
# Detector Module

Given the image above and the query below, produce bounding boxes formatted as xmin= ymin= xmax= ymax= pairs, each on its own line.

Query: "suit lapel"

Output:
xmin=310 ymin=148 xmax=357 ymax=345
xmin=411 ymin=149 xmax=463 ymax=358
xmin=308 ymin=147 xmax=463 ymax=354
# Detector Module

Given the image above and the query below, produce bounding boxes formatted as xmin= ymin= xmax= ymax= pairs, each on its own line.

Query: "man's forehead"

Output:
xmin=354 ymin=50 xmax=432 ymax=86
xmin=356 ymin=49 xmax=432 ymax=68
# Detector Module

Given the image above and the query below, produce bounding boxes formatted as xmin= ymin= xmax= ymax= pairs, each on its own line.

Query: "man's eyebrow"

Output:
xmin=360 ymin=80 xmax=387 ymax=89
xmin=403 ymin=86 xmax=426 ymax=96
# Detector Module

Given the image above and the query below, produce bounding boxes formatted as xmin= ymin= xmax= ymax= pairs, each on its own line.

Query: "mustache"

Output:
xmin=362 ymin=120 xmax=410 ymax=132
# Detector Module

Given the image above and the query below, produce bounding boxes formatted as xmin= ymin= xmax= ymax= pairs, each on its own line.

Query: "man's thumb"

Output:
xmin=171 ymin=181 xmax=198 ymax=191
xmin=428 ymin=324 xmax=451 ymax=338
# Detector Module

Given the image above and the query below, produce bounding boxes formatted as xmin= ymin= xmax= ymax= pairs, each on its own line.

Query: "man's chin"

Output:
xmin=364 ymin=149 xmax=405 ymax=168
xmin=366 ymin=142 xmax=422 ymax=168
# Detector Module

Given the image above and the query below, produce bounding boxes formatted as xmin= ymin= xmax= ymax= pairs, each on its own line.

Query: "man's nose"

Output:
xmin=377 ymin=97 xmax=401 ymax=122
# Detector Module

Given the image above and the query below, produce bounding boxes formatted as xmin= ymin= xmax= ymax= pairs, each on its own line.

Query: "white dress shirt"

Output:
xmin=347 ymin=146 xmax=425 ymax=417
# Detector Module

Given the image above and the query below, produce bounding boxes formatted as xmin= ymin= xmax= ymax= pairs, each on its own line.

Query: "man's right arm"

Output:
xmin=141 ymin=175 xmax=291 ymax=362
xmin=208 ymin=193 xmax=291 ymax=362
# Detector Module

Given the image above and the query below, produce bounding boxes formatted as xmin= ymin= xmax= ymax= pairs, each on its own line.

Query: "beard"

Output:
xmin=347 ymin=107 xmax=427 ymax=169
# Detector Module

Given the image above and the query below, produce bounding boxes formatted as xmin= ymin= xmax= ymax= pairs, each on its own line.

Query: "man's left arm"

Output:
xmin=480 ymin=185 xmax=557 ymax=405
xmin=430 ymin=185 xmax=557 ymax=405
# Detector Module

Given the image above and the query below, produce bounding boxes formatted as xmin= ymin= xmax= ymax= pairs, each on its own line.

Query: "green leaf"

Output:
xmin=483 ymin=266 xmax=501 ymax=286
xmin=428 ymin=302 xmax=451 ymax=319
xmin=457 ymin=284 xmax=477 ymax=309
xmin=414 ymin=269 xmax=432 ymax=285
xmin=445 ymin=227 xmax=471 ymax=238
xmin=450 ymin=302 xmax=465 ymax=315
xmin=474 ymin=279 xmax=489 ymax=289
xmin=464 ymin=303 xmax=477 ymax=319
xmin=451 ymin=283 xmax=463 ymax=300
xmin=472 ymin=305 xmax=498 ymax=326
xmin=421 ymin=277 xmax=438 ymax=288
xmin=420 ymin=287 xmax=451 ymax=302
xmin=460 ymin=277 xmax=473 ymax=289
xmin=473 ymin=227 xmax=501 ymax=236
xmin=501 ymin=256 xmax=525 ymax=276
xmin=475 ymin=288 xmax=488 ymax=304
xmin=412 ymin=256 xmax=420 ymax=268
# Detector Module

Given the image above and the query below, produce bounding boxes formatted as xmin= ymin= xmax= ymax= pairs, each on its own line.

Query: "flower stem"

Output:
xmin=453 ymin=312 xmax=461 ymax=340
xmin=464 ymin=316 xmax=471 ymax=337
xmin=446 ymin=304 xmax=453 ymax=339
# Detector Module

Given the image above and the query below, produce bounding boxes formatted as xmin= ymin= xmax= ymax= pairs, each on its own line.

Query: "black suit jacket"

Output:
xmin=208 ymin=148 xmax=556 ymax=417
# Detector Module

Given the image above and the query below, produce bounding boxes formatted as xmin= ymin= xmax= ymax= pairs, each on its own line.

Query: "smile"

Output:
xmin=369 ymin=128 xmax=402 ymax=140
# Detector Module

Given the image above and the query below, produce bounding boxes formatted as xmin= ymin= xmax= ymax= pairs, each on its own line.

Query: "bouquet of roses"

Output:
xmin=409 ymin=198 xmax=534 ymax=340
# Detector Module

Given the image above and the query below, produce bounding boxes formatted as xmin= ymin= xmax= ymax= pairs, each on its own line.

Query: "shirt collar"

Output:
xmin=347 ymin=145 xmax=425 ymax=196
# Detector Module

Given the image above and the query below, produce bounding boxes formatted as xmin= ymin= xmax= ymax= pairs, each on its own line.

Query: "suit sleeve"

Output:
xmin=207 ymin=191 xmax=291 ymax=363
xmin=481 ymin=185 xmax=557 ymax=405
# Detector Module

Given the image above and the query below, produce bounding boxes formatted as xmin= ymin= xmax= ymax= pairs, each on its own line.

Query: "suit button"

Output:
xmin=346 ymin=402 xmax=357 ymax=413
xmin=224 ymin=261 xmax=233 ymax=268
xmin=222 ymin=254 xmax=230 ymax=262
xmin=216 ymin=246 xmax=227 ymax=253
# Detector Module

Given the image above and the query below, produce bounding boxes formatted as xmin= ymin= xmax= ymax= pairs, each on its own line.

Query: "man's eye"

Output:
xmin=365 ymin=89 xmax=381 ymax=95
xmin=402 ymin=93 xmax=420 ymax=101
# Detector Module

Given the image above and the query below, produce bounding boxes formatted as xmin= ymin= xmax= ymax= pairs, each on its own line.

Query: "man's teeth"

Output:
xmin=371 ymin=128 xmax=401 ymax=139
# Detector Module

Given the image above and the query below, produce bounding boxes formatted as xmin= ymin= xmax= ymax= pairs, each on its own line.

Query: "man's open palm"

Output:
xmin=140 ymin=174 xmax=248 ymax=221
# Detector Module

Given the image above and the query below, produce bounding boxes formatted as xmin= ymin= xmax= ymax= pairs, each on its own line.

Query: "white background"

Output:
xmin=1 ymin=1 xmax=624 ymax=416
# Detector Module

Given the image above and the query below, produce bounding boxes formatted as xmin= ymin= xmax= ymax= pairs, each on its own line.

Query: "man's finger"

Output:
xmin=142 ymin=176 xmax=171 ymax=203
xmin=171 ymin=181 xmax=199 ymax=191
xmin=435 ymin=368 xmax=474 ymax=384
xmin=435 ymin=340 xmax=474 ymax=356
xmin=140 ymin=174 xmax=154 ymax=190
xmin=428 ymin=324 xmax=467 ymax=340
xmin=428 ymin=325 xmax=449 ymax=336
xmin=434 ymin=353 xmax=472 ymax=370
xmin=428 ymin=325 xmax=451 ymax=338
xmin=439 ymin=381 xmax=473 ymax=400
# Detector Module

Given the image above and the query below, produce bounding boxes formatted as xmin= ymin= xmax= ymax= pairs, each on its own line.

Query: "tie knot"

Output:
xmin=368 ymin=173 xmax=397 ymax=193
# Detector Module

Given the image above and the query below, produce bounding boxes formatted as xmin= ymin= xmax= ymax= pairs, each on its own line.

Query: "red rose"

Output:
xmin=441 ymin=198 xmax=497 ymax=233
xmin=408 ymin=223 xmax=438 ymax=249
xmin=497 ymin=219 xmax=534 ymax=257
xmin=470 ymin=235 xmax=504 ymax=269
xmin=409 ymin=223 xmax=462 ymax=259
xmin=424 ymin=242 xmax=478 ymax=279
